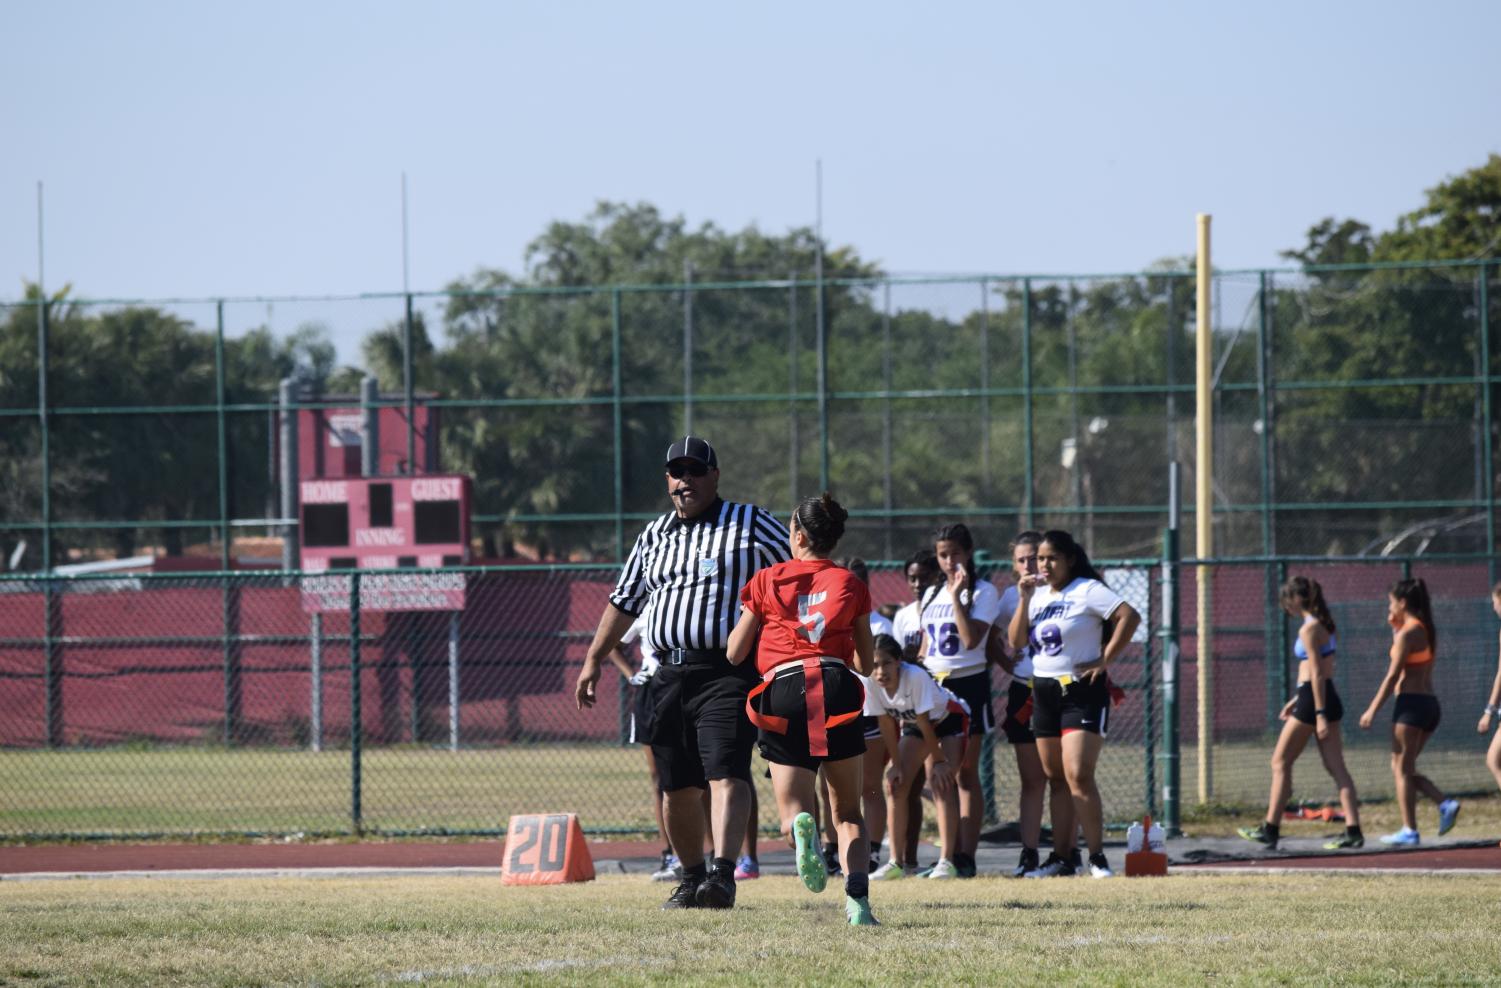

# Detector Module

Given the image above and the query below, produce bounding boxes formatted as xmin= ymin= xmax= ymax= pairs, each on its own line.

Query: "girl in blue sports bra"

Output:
xmin=1238 ymin=577 xmax=1363 ymax=851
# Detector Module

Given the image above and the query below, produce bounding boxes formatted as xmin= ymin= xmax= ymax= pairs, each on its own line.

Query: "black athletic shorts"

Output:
xmin=1393 ymin=693 xmax=1441 ymax=733
xmin=1002 ymin=679 xmax=1036 ymax=745
xmin=754 ymin=661 xmax=867 ymax=771
xmin=861 ymin=714 xmax=882 ymax=742
xmin=940 ymin=669 xmax=995 ymax=736
xmin=900 ymin=707 xmax=969 ymax=741
xmin=1030 ymin=674 xmax=1110 ymax=739
xmin=642 ymin=658 xmax=758 ymax=790
xmin=1290 ymin=680 xmax=1343 ymax=726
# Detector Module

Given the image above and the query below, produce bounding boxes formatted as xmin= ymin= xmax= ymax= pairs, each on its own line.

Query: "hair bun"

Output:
xmin=820 ymin=491 xmax=848 ymax=526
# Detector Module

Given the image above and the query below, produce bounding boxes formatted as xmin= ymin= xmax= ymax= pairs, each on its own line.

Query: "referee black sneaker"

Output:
xmin=694 ymin=867 xmax=737 ymax=909
xmin=662 ymin=874 xmax=702 ymax=910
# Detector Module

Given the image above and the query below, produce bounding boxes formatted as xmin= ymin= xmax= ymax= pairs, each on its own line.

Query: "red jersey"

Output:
xmin=740 ymin=558 xmax=871 ymax=676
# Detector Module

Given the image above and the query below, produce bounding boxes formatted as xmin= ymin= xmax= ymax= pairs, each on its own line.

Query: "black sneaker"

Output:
xmin=1088 ymin=852 xmax=1113 ymax=878
xmin=822 ymin=841 xmax=842 ymax=877
xmin=955 ymin=854 xmax=977 ymax=878
xmin=662 ymin=874 xmax=702 ymax=910
xmin=694 ymin=868 xmax=736 ymax=909
xmin=1012 ymin=847 xmax=1039 ymax=878
xmin=1023 ymin=852 xmax=1076 ymax=878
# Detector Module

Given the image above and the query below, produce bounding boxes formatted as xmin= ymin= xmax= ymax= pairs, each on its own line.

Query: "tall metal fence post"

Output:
xmin=222 ymin=575 xmax=241 ymax=746
xmin=448 ymin=612 xmax=460 ymax=752
xmin=1257 ymin=271 xmax=1281 ymax=728
xmin=43 ymin=577 xmax=61 ymax=747
xmin=788 ymin=275 xmax=799 ymax=510
xmin=310 ymin=611 xmax=323 ymax=752
xmin=979 ymin=278 xmax=991 ymax=504
xmin=683 ymin=261 xmax=694 ymax=432
xmin=882 ymin=281 xmax=893 ymax=558
xmin=350 ymin=572 xmax=363 ymax=834
xmin=361 ymin=375 xmax=379 ymax=477
xmin=36 ymin=223 xmax=52 ymax=573
xmin=1021 ymin=278 xmax=1035 ymax=527
xmin=1159 ymin=462 xmax=1182 ymax=835
xmin=278 ymin=379 xmax=298 ymax=571
xmin=1159 ymin=528 xmax=1181 ymax=835
xmin=215 ymin=301 xmax=230 ymax=570
xmin=403 ymin=293 xmax=416 ymax=475
xmin=611 ymin=290 xmax=624 ymax=560
xmin=1480 ymin=266 xmax=1496 ymax=589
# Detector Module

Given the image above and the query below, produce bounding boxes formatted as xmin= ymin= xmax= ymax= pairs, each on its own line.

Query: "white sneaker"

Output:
xmin=650 ymin=853 xmax=681 ymax=882
xmin=871 ymin=860 xmax=907 ymax=881
xmin=1379 ymin=827 xmax=1420 ymax=847
xmin=926 ymin=858 xmax=958 ymax=879
xmin=1088 ymin=852 xmax=1113 ymax=878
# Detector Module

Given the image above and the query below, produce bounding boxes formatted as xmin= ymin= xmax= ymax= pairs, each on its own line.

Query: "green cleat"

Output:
xmin=1323 ymin=832 xmax=1364 ymax=850
xmin=846 ymin=894 xmax=879 ymax=926
xmin=793 ymin=812 xmax=827 ymax=893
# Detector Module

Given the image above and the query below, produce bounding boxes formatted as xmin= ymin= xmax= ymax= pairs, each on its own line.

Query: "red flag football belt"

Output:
xmin=745 ymin=657 xmax=865 ymax=758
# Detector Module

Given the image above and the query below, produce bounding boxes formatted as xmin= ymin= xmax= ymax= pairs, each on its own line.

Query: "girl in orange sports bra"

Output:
xmin=1238 ymin=577 xmax=1363 ymax=851
xmin=1358 ymin=577 xmax=1460 ymax=846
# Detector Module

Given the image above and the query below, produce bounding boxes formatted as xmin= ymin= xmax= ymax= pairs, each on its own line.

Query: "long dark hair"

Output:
xmin=933 ymin=522 xmax=978 ymax=586
xmin=1281 ymin=575 xmax=1336 ymax=634
xmin=793 ymin=492 xmax=848 ymax=555
xmin=1039 ymin=529 xmax=1102 ymax=583
xmin=1391 ymin=577 xmax=1437 ymax=654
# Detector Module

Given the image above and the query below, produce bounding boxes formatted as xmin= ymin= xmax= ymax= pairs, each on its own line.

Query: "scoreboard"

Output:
xmin=298 ymin=475 xmax=472 ymax=612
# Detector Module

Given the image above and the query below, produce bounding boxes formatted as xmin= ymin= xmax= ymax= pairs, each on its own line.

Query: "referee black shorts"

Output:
xmin=642 ymin=659 xmax=758 ymax=790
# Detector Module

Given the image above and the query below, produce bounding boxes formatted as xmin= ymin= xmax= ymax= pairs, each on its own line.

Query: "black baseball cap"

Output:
xmin=665 ymin=435 xmax=718 ymax=469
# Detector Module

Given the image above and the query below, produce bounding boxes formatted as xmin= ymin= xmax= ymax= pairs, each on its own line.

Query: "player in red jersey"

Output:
xmin=727 ymin=492 xmax=879 ymax=926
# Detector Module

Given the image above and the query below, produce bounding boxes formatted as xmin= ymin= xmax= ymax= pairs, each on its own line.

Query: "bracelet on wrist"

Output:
xmin=1315 ymin=709 xmax=1327 ymax=716
xmin=1486 ymin=705 xmax=1500 ymax=717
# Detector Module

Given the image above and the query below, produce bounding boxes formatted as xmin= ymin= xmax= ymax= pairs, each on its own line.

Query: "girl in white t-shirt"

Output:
xmin=1009 ymin=529 xmax=1140 ymax=879
xmin=864 ymin=634 xmax=969 ymax=880
xmin=917 ymin=523 xmax=999 ymax=877
xmin=991 ymin=530 xmax=1061 ymax=878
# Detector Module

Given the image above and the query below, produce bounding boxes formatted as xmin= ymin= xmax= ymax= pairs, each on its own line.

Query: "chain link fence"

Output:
xmin=0 ymin=561 xmax=1162 ymax=838
xmin=1180 ymin=557 xmax=1500 ymax=809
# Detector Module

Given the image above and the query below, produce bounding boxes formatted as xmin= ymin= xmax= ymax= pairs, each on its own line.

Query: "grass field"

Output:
xmin=3 ymin=741 xmax=1499 ymax=838
xmin=3 ymin=872 xmax=1500 ymax=986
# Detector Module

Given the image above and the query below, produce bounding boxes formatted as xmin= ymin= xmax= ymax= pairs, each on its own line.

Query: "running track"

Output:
xmin=1 ymin=840 xmax=1497 ymax=877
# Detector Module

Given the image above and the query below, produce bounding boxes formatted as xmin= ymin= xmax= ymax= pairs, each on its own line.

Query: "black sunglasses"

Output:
xmin=666 ymin=460 xmax=710 ymax=479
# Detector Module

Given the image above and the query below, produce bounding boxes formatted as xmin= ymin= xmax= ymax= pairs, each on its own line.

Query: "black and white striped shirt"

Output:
xmin=609 ymin=498 xmax=792 ymax=652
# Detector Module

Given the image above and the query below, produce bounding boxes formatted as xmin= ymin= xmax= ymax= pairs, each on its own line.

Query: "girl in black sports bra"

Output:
xmin=1238 ymin=577 xmax=1363 ymax=851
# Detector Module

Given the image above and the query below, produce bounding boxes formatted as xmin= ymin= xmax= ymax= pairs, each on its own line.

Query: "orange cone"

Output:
xmin=501 ymin=813 xmax=596 ymax=885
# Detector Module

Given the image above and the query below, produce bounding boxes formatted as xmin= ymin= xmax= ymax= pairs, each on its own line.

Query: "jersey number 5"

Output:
xmin=797 ymin=591 xmax=828 ymax=644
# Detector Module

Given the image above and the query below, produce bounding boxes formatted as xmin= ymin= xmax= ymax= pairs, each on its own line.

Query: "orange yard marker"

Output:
xmin=501 ymin=813 xmax=595 ymax=885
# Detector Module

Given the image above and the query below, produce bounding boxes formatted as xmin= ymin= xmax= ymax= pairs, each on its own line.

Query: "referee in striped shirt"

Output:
xmin=577 ymin=436 xmax=791 ymax=910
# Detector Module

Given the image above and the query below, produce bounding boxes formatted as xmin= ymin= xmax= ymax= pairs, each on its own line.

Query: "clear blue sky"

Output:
xmin=5 ymin=0 xmax=1499 ymax=363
